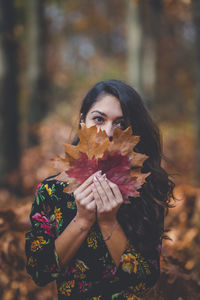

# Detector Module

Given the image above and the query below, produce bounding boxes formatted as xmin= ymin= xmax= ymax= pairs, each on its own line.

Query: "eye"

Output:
xmin=93 ymin=116 xmax=104 ymax=124
xmin=115 ymin=120 xmax=126 ymax=129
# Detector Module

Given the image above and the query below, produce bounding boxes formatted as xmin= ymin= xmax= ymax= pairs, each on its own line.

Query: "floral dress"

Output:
xmin=25 ymin=175 xmax=161 ymax=300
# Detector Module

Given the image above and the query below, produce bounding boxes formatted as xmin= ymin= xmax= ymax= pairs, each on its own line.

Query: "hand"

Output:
xmin=74 ymin=171 xmax=101 ymax=227
xmin=92 ymin=173 xmax=123 ymax=225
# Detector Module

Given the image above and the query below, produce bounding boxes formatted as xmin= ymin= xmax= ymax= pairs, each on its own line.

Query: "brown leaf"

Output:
xmin=77 ymin=125 xmax=110 ymax=159
xmin=129 ymin=152 xmax=149 ymax=167
xmin=109 ymin=127 xmax=140 ymax=156
xmin=130 ymin=170 xmax=151 ymax=184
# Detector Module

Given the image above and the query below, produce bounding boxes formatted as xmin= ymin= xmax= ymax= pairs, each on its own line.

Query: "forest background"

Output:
xmin=0 ymin=0 xmax=200 ymax=299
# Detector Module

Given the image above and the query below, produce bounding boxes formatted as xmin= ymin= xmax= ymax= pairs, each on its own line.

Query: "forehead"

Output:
xmin=88 ymin=94 xmax=123 ymax=116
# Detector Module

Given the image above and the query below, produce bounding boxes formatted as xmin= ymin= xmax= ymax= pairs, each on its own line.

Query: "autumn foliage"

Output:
xmin=53 ymin=125 xmax=150 ymax=202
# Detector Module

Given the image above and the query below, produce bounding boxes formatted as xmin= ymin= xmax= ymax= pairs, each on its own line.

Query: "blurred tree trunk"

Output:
xmin=126 ymin=0 xmax=162 ymax=110
xmin=140 ymin=0 xmax=163 ymax=110
xmin=126 ymin=0 xmax=143 ymax=94
xmin=191 ymin=0 xmax=200 ymax=180
xmin=26 ymin=0 xmax=48 ymax=146
xmin=0 ymin=0 xmax=20 ymax=184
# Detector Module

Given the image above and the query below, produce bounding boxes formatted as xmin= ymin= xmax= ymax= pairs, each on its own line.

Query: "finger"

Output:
xmin=93 ymin=177 xmax=110 ymax=209
xmin=96 ymin=175 xmax=116 ymax=206
xmin=76 ymin=170 xmax=102 ymax=193
xmin=107 ymin=180 xmax=123 ymax=204
xmin=79 ymin=184 xmax=94 ymax=199
xmin=79 ymin=192 xmax=94 ymax=206
xmin=92 ymin=183 xmax=103 ymax=210
xmin=86 ymin=200 xmax=96 ymax=211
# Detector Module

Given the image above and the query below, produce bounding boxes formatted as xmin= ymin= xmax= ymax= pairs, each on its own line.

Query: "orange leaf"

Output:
xmin=68 ymin=125 xmax=110 ymax=160
xmin=109 ymin=127 xmax=140 ymax=156
xmin=53 ymin=125 xmax=150 ymax=201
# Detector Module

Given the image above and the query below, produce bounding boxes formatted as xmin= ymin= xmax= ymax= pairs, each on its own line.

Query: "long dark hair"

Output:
xmin=73 ymin=79 xmax=175 ymax=256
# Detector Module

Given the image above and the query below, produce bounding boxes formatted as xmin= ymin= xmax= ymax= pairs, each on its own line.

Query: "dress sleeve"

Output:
xmin=25 ymin=181 xmax=61 ymax=286
xmin=116 ymin=243 xmax=161 ymax=297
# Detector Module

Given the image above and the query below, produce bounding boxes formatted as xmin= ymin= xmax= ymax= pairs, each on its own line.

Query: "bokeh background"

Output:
xmin=0 ymin=0 xmax=200 ymax=299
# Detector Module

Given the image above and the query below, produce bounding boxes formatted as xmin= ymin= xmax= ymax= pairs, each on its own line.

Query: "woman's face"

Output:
xmin=84 ymin=94 xmax=126 ymax=139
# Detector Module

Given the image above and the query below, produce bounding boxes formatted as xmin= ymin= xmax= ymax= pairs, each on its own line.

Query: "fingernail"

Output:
xmin=94 ymin=176 xmax=98 ymax=182
xmin=102 ymin=173 xmax=107 ymax=180
xmin=97 ymin=170 xmax=102 ymax=175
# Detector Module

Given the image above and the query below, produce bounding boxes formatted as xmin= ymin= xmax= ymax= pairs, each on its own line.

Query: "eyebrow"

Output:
xmin=91 ymin=110 xmax=124 ymax=120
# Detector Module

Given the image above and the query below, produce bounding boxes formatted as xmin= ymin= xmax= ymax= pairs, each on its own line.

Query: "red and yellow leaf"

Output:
xmin=53 ymin=125 xmax=150 ymax=202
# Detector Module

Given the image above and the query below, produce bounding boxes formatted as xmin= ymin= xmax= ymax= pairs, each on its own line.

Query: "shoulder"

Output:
xmin=33 ymin=173 xmax=72 ymax=208
xmin=43 ymin=173 xmax=68 ymax=193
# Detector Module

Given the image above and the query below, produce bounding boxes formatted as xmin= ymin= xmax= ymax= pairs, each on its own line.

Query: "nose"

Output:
xmin=104 ymin=123 xmax=114 ymax=140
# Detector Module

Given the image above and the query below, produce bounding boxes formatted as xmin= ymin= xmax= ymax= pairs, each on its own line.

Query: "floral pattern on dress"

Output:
xmin=72 ymin=259 xmax=89 ymax=280
xmin=59 ymin=279 xmax=75 ymax=296
xmin=121 ymin=253 xmax=139 ymax=274
xmin=28 ymin=256 xmax=37 ymax=267
xmin=128 ymin=282 xmax=149 ymax=297
xmin=87 ymin=229 xmax=98 ymax=249
xmin=66 ymin=199 xmax=76 ymax=209
xmin=25 ymin=176 xmax=161 ymax=299
xmin=30 ymin=235 xmax=48 ymax=252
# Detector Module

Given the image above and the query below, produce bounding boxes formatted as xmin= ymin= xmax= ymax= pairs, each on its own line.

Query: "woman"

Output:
xmin=25 ymin=79 xmax=174 ymax=299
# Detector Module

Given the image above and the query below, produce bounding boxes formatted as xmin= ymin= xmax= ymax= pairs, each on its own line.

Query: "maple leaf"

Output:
xmin=53 ymin=125 xmax=150 ymax=203
xmin=64 ymin=125 xmax=110 ymax=160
